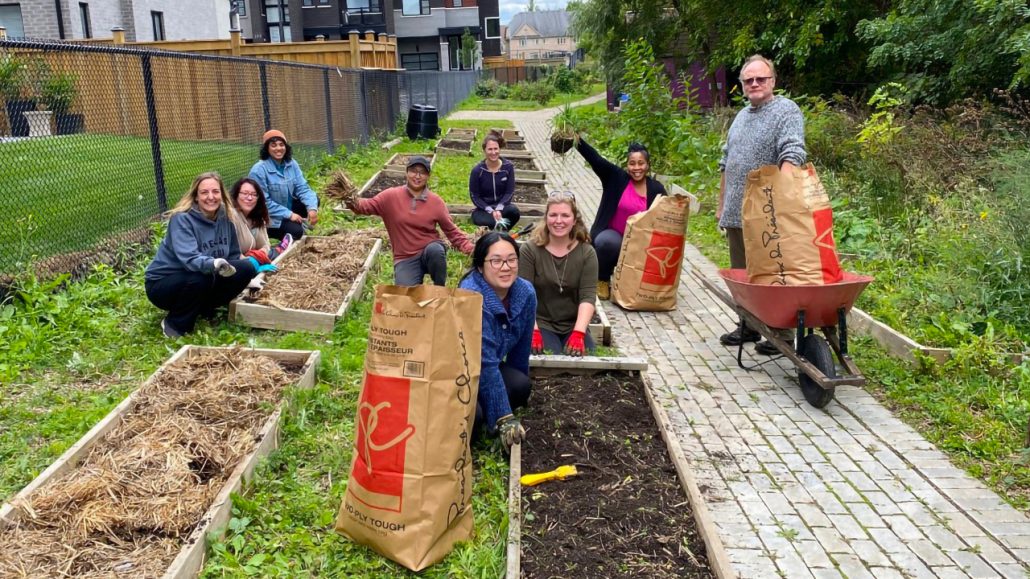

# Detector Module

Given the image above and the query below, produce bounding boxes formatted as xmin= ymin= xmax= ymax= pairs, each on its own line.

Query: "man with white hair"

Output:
xmin=717 ymin=54 xmax=806 ymax=355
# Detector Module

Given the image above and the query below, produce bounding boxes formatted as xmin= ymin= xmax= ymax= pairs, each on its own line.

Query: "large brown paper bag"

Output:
xmin=335 ymin=284 xmax=482 ymax=571
xmin=611 ymin=193 xmax=692 ymax=311
xmin=742 ymin=164 xmax=843 ymax=285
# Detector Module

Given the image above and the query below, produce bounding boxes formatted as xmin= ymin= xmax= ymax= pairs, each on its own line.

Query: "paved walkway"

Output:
xmin=452 ymin=102 xmax=1030 ymax=578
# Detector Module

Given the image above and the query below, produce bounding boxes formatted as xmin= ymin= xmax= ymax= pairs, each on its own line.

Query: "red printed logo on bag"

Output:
xmin=374 ymin=301 xmax=384 ymax=314
xmin=641 ymin=231 xmax=684 ymax=287
xmin=348 ymin=373 xmax=416 ymax=512
xmin=811 ymin=208 xmax=843 ymax=284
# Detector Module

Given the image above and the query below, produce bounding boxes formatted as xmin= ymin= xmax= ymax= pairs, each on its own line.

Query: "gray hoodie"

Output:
xmin=145 ymin=205 xmax=241 ymax=281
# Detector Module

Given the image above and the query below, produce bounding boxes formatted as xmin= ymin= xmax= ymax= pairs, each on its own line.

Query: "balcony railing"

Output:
xmin=344 ymin=5 xmax=385 ymax=27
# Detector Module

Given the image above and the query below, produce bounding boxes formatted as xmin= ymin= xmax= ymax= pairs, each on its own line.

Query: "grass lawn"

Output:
xmin=454 ymin=83 xmax=606 ymax=112
xmin=0 ymin=134 xmax=327 ymax=275
xmin=0 ymin=126 xmax=531 ymax=576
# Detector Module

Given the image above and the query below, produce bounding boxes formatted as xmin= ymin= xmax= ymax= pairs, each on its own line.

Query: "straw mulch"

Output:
xmin=0 ymin=348 xmax=300 ymax=578
xmin=250 ymin=230 xmax=380 ymax=313
xmin=323 ymin=170 xmax=357 ymax=203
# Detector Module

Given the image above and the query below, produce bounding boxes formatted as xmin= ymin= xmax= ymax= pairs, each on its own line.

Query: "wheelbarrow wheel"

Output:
xmin=799 ymin=334 xmax=836 ymax=408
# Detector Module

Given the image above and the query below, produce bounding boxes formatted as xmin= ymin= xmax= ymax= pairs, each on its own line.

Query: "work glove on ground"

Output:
xmin=247 ymin=257 xmax=277 ymax=273
xmin=496 ymin=414 xmax=525 ymax=451
xmin=212 ymin=258 xmax=236 ymax=277
xmin=531 ymin=328 xmax=544 ymax=355
xmin=563 ymin=330 xmax=586 ymax=357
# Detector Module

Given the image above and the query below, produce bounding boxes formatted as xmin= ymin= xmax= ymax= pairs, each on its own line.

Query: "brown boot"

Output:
xmin=597 ymin=280 xmax=610 ymax=301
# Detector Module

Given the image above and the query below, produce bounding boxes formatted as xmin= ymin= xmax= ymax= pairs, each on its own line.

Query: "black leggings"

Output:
xmin=145 ymin=258 xmax=256 ymax=334
xmin=470 ymin=204 xmax=521 ymax=230
xmin=593 ymin=228 xmax=623 ymax=282
xmin=473 ymin=364 xmax=531 ymax=437
xmin=268 ymin=198 xmax=308 ymax=241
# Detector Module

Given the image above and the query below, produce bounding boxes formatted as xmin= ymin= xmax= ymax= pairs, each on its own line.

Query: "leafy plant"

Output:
xmin=0 ymin=53 xmax=26 ymax=101
xmin=39 ymin=72 xmax=78 ymax=113
xmin=548 ymin=102 xmax=579 ymax=154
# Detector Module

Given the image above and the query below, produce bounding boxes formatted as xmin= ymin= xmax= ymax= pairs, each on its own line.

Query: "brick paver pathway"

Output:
xmin=451 ymin=101 xmax=1030 ymax=578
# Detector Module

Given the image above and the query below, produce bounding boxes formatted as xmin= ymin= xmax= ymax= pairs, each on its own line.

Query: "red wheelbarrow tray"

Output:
xmin=719 ymin=269 xmax=874 ymax=330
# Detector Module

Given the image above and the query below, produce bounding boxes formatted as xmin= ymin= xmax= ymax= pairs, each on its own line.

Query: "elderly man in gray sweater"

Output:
xmin=717 ymin=54 xmax=807 ymax=355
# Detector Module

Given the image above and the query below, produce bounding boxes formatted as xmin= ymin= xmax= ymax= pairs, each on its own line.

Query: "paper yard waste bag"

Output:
xmin=742 ymin=164 xmax=843 ymax=285
xmin=611 ymin=192 xmax=692 ymax=311
xmin=335 ymin=284 xmax=482 ymax=571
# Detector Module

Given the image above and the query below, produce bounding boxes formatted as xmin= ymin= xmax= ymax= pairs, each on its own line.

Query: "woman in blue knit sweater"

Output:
xmin=459 ymin=232 xmax=537 ymax=451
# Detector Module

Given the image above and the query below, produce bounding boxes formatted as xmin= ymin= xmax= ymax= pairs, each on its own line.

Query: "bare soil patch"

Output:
xmin=446 ymin=128 xmax=476 ymax=140
xmin=508 ymin=157 xmax=540 ymax=171
xmin=0 ymin=348 xmax=303 ymax=578
xmin=359 ymin=172 xmax=407 ymax=198
xmin=251 ymin=231 xmax=380 ymax=313
xmin=514 ymin=182 xmax=548 ymax=205
xmin=520 ymin=372 xmax=713 ymax=578
xmin=437 ymin=139 xmax=473 ymax=153
xmin=385 ymin=153 xmax=435 ymax=170
xmin=502 ymin=141 xmax=527 ymax=151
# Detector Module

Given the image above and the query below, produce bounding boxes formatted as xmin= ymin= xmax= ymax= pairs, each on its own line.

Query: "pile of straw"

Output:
xmin=0 ymin=348 xmax=298 ymax=577
xmin=323 ymin=170 xmax=357 ymax=203
xmin=251 ymin=230 xmax=380 ymax=313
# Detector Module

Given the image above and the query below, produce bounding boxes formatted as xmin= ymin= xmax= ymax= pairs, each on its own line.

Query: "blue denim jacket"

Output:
xmin=248 ymin=158 xmax=319 ymax=228
xmin=459 ymin=270 xmax=536 ymax=427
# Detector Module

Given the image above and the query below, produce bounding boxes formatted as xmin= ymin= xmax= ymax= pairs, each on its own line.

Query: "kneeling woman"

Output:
xmin=459 ymin=232 xmax=537 ymax=451
xmin=575 ymin=138 xmax=666 ymax=299
xmin=519 ymin=192 xmax=597 ymax=356
xmin=145 ymin=172 xmax=261 ymax=338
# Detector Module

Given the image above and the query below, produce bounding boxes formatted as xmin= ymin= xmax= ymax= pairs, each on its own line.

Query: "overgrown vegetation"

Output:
xmin=461 ymin=63 xmax=603 ymax=110
xmin=568 ymin=42 xmax=1030 ymax=508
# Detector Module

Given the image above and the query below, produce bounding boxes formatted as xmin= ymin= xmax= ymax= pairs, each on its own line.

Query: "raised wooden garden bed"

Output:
xmin=356 ymin=170 xmax=407 ymax=198
xmin=501 ymin=141 xmax=527 ymax=151
xmin=507 ymin=364 xmax=720 ymax=578
xmin=498 ymin=149 xmax=534 ymax=159
xmin=0 ymin=345 xmax=320 ymax=578
xmin=516 ymin=169 xmax=546 ymax=181
xmin=588 ymin=297 xmax=612 ymax=346
xmin=445 ymin=127 xmax=477 ymax=141
xmin=436 ymin=139 xmax=474 ymax=155
xmin=445 ymin=203 xmax=547 ymax=225
xmin=492 ymin=128 xmax=522 ymax=140
xmin=382 ymin=152 xmax=436 ymax=176
xmin=514 ymin=181 xmax=548 ymax=205
xmin=229 ymin=232 xmax=382 ymax=333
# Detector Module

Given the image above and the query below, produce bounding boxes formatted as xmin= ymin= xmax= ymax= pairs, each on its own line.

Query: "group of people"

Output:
xmin=145 ymin=130 xmax=317 ymax=338
xmin=145 ymin=52 xmax=806 ymax=451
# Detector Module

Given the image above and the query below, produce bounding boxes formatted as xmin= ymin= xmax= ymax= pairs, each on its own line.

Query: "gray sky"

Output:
xmin=499 ymin=1 xmax=570 ymax=25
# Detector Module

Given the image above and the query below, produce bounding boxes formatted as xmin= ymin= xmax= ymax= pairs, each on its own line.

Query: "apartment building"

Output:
xmin=237 ymin=0 xmax=500 ymax=70
xmin=0 ymin=0 xmax=230 ymax=41
xmin=506 ymin=9 xmax=575 ymax=63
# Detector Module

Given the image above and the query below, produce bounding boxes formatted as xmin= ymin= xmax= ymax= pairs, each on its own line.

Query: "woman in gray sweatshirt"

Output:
xmin=144 ymin=172 xmax=262 ymax=338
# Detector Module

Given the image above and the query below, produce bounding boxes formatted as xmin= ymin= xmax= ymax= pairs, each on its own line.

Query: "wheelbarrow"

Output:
xmin=694 ymin=268 xmax=874 ymax=408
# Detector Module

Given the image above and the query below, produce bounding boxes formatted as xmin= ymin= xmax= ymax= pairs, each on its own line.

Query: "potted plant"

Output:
xmin=549 ymin=102 xmax=579 ymax=154
xmin=0 ymin=53 xmax=35 ymax=137
xmin=40 ymin=72 xmax=82 ymax=134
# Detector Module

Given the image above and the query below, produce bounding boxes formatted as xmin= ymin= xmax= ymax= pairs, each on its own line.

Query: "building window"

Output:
xmin=265 ymin=0 xmax=291 ymax=42
xmin=453 ymin=0 xmax=461 ymax=6
xmin=302 ymin=0 xmax=329 ymax=5
xmin=0 ymin=4 xmax=25 ymax=39
xmin=484 ymin=16 xmax=499 ymax=39
xmin=401 ymin=52 xmax=438 ymax=70
xmin=78 ymin=3 xmax=92 ymax=38
xmin=231 ymin=0 xmax=247 ymax=17
xmin=151 ymin=11 xmax=164 ymax=40
xmin=401 ymin=0 xmax=429 ymax=16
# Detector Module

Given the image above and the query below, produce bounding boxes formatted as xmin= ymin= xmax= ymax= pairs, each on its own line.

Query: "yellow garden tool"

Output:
xmin=520 ymin=465 xmax=578 ymax=487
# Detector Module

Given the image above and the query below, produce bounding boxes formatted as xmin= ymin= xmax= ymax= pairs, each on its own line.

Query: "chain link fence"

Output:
xmin=0 ymin=38 xmax=477 ymax=278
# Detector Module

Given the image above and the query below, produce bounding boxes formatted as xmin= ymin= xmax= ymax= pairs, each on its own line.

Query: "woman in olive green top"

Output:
xmin=518 ymin=192 xmax=598 ymax=356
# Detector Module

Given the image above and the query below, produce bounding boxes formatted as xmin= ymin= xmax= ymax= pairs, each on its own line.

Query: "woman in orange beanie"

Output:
xmin=248 ymin=129 xmax=319 ymax=242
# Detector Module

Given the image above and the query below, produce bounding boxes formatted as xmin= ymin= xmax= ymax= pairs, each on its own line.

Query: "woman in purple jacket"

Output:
xmin=469 ymin=132 xmax=520 ymax=231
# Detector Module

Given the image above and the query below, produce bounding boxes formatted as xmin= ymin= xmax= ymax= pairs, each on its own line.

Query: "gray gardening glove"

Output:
xmin=246 ymin=277 xmax=266 ymax=294
xmin=496 ymin=414 xmax=525 ymax=451
xmin=212 ymin=258 xmax=236 ymax=277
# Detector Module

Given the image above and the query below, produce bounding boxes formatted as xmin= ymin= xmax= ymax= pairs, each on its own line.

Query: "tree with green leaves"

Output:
xmin=856 ymin=0 xmax=1030 ymax=104
xmin=460 ymin=28 xmax=477 ymax=70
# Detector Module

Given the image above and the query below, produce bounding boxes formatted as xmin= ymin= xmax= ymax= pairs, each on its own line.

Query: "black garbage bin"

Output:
xmin=405 ymin=104 xmax=439 ymax=140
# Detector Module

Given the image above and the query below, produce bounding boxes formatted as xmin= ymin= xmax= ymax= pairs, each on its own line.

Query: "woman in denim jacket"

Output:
xmin=459 ymin=232 xmax=536 ymax=452
xmin=248 ymin=129 xmax=319 ymax=242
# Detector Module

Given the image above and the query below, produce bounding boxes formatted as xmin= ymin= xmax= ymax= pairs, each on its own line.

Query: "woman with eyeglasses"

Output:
xmin=228 ymin=177 xmax=293 ymax=267
xmin=518 ymin=192 xmax=597 ymax=356
xmin=574 ymin=138 xmax=666 ymax=300
xmin=249 ymin=129 xmax=319 ymax=242
xmin=459 ymin=232 xmax=537 ymax=452
xmin=469 ymin=131 xmax=520 ymax=231
xmin=145 ymin=172 xmax=262 ymax=338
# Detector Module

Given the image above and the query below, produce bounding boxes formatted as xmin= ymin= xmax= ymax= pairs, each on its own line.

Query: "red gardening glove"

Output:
xmin=564 ymin=330 xmax=586 ymax=357
xmin=245 ymin=249 xmax=271 ymax=265
xmin=531 ymin=329 xmax=544 ymax=355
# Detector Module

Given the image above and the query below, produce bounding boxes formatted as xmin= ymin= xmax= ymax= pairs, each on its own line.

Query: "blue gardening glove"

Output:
xmin=247 ymin=257 xmax=278 ymax=273
xmin=494 ymin=217 xmax=511 ymax=231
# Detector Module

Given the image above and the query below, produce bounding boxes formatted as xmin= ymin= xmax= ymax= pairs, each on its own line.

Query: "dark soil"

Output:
xmin=446 ymin=128 xmax=476 ymax=140
xmin=520 ymin=372 xmax=713 ymax=579
xmin=514 ymin=182 xmax=548 ymax=205
xmin=550 ymin=134 xmax=575 ymax=155
xmin=503 ymin=141 xmax=527 ymax=151
xmin=359 ymin=173 xmax=407 ymax=198
xmin=509 ymin=157 xmax=540 ymax=171
xmin=386 ymin=153 xmax=434 ymax=169
xmin=438 ymin=139 xmax=472 ymax=152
